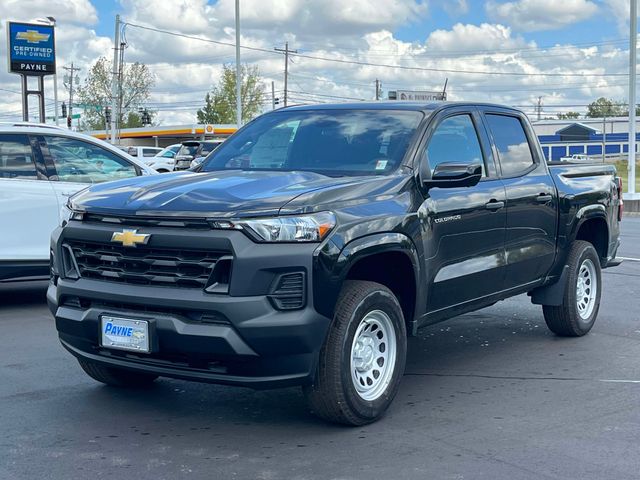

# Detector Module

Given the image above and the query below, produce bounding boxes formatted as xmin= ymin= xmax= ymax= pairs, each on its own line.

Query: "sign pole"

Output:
xmin=37 ymin=76 xmax=45 ymax=123
xmin=20 ymin=75 xmax=29 ymax=121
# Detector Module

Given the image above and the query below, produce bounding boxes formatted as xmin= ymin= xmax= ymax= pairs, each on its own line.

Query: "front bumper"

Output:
xmin=49 ymin=222 xmax=333 ymax=389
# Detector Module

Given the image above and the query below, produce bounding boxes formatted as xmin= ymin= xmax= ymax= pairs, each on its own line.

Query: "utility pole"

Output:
xmin=628 ymin=0 xmax=637 ymax=196
xmin=375 ymin=79 xmax=380 ymax=100
xmin=235 ymin=0 xmax=242 ymax=128
xmin=110 ymin=14 xmax=120 ymax=144
xmin=271 ymin=81 xmax=275 ymax=110
xmin=536 ymin=96 xmax=543 ymax=121
xmin=275 ymin=42 xmax=297 ymax=106
xmin=63 ymin=63 xmax=80 ymax=129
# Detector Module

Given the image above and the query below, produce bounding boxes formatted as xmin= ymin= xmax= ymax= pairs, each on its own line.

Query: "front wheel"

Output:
xmin=304 ymin=281 xmax=407 ymax=426
xmin=543 ymin=240 xmax=602 ymax=337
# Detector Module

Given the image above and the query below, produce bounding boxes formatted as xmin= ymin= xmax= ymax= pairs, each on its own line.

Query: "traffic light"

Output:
xmin=67 ymin=116 xmax=72 ymax=128
xmin=274 ymin=97 xmax=280 ymax=106
xmin=61 ymin=102 xmax=67 ymax=118
xmin=104 ymin=106 xmax=111 ymax=125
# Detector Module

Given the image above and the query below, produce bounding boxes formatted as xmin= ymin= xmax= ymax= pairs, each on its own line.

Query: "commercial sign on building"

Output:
xmin=388 ymin=90 xmax=446 ymax=101
xmin=7 ymin=22 xmax=56 ymax=75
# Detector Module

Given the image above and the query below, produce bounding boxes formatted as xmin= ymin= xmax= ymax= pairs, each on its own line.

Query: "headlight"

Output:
xmin=60 ymin=201 xmax=72 ymax=227
xmin=60 ymin=194 xmax=86 ymax=226
xmin=238 ymin=212 xmax=336 ymax=242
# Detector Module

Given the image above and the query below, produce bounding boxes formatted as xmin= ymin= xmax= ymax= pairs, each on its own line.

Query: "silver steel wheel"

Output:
xmin=576 ymin=258 xmax=598 ymax=320
xmin=350 ymin=309 xmax=397 ymax=401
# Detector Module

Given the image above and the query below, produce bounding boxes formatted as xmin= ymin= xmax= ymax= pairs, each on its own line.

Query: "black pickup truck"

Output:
xmin=49 ymin=102 xmax=622 ymax=425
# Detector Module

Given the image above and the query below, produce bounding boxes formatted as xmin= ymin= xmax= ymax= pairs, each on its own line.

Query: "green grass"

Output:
xmin=614 ymin=161 xmax=640 ymax=192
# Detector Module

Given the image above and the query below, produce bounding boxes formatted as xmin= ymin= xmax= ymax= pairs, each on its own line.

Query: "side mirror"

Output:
xmin=423 ymin=162 xmax=483 ymax=188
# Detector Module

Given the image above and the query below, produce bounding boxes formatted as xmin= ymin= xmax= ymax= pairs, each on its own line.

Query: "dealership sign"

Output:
xmin=7 ymin=21 xmax=56 ymax=75
xmin=388 ymin=90 xmax=446 ymax=101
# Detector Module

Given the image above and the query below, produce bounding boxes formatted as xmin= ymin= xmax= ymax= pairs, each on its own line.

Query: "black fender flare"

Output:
xmin=327 ymin=232 xmax=422 ymax=335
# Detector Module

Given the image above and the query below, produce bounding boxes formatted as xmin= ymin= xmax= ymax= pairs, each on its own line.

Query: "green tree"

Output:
xmin=557 ymin=111 xmax=580 ymax=120
xmin=197 ymin=64 xmax=264 ymax=124
xmin=586 ymin=97 xmax=626 ymax=118
xmin=77 ymin=57 xmax=155 ymax=130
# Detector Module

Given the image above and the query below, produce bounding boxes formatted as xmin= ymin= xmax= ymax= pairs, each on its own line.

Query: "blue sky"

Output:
xmin=0 ymin=0 xmax=636 ymax=123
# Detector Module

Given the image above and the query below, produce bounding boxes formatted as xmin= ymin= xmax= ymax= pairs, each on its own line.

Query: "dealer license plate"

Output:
xmin=100 ymin=316 xmax=150 ymax=353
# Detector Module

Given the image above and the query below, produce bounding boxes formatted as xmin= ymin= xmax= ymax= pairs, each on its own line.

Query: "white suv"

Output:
xmin=0 ymin=123 xmax=156 ymax=282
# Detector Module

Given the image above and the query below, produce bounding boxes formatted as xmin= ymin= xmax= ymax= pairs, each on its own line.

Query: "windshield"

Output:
xmin=200 ymin=109 xmax=423 ymax=176
xmin=157 ymin=145 xmax=179 ymax=158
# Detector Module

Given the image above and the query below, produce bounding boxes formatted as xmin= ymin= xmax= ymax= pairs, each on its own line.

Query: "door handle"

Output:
xmin=61 ymin=191 xmax=75 ymax=197
xmin=485 ymin=200 xmax=505 ymax=211
xmin=536 ymin=194 xmax=553 ymax=203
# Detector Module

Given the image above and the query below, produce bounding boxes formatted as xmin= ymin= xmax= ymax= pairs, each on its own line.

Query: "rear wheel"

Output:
xmin=543 ymin=240 xmax=602 ymax=337
xmin=78 ymin=358 xmax=158 ymax=387
xmin=304 ymin=280 xmax=407 ymax=425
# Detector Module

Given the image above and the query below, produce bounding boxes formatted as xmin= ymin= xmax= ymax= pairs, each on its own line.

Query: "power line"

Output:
xmin=122 ymin=21 xmax=628 ymax=78
xmin=289 ymin=51 xmax=629 ymax=77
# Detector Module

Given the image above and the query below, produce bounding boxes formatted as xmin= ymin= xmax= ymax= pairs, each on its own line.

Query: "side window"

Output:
xmin=0 ymin=134 xmax=38 ymax=179
xmin=426 ymin=114 xmax=484 ymax=175
xmin=142 ymin=148 xmax=158 ymax=157
xmin=44 ymin=136 xmax=138 ymax=184
xmin=485 ymin=114 xmax=535 ymax=177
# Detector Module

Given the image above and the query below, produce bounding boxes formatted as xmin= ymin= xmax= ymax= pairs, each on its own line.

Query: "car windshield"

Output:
xmin=156 ymin=145 xmax=179 ymax=158
xmin=199 ymin=109 xmax=424 ymax=176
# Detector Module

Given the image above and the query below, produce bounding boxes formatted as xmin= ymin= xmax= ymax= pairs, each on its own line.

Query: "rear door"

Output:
xmin=418 ymin=107 xmax=507 ymax=314
xmin=0 ymin=133 xmax=58 ymax=264
xmin=481 ymin=110 xmax=558 ymax=289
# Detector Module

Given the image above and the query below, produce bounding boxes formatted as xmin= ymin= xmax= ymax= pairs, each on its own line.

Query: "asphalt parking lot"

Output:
xmin=1 ymin=218 xmax=639 ymax=480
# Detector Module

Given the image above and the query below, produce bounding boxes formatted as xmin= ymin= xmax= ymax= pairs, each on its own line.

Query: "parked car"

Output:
xmin=174 ymin=140 xmax=223 ymax=170
xmin=560 ymin=154 xmax=591 ymax=162
xmin=0 ymin=123 xmax=156 ymax=282
xmin=142 ymin=143 xmax=182 ymax=173
xmin=121 ymin=146 xmax=163 ymax=158
xmin=49 ymin=102 xmax=622 ymax=425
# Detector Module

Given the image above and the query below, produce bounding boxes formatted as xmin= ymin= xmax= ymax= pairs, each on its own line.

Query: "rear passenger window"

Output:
xmin=0 ymin=134 xmax=38 ymax=179
xmin=426 ymin=114 xmax=484 ymax=175
xmin=142 ymin=149 xmax=158 ymax=157
xmin=485 ymin=114 xmax=535 ymax=177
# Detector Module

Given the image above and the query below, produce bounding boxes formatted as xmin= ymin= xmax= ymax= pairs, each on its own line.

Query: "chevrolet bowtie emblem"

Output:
xmin=111 ymin=229 xmax=150 ymax=247
xmin=16 ymin=30 xmax=50 ymax=44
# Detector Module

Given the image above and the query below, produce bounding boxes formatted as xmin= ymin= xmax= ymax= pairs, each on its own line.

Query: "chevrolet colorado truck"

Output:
xmin=48 ymin=102 xmax=622 ymax=425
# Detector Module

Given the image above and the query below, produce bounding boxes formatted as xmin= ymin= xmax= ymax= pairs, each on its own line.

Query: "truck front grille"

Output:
xmin=64 ymin=240 xmax=227 ymax=289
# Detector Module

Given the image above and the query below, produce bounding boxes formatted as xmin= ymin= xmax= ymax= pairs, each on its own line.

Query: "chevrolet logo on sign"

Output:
xmin=111 ymin=229 xmax=150 ymax=247
xmin=16 ymin=30 xmax=51 ymax=44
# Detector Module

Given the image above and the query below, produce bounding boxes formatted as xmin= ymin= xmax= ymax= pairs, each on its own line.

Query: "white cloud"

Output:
xmin=0 ymin=0 xmax=98 ymax=25
xmin=604 ymin=0 xmax=639 ymax=32
xmin=486 ymin=0 xmax=598 ymax=32
xmin=0 ymin=0 xmax=632 ymax=125
xmin=443 ymin=0 xmax=469 ymax=16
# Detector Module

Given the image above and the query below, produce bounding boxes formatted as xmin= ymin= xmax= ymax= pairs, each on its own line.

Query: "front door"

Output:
xmin=418 ymin=110 xmax=507 ymax=314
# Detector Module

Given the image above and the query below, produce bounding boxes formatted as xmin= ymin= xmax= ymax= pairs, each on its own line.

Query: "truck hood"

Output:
xmin=71 ymin=170 xmax=376 ymax=218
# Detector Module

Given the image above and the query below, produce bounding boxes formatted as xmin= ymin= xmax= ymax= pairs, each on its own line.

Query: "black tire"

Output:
xmin=543 ymin=240 xmax=602 ymax=337
xmin=78 ymin=358 xmax=158 ymax=387
xmin=156 ymin=169 xmax=169 ymax=173
xmin=304 ymin=280 xmax=407 ymax=426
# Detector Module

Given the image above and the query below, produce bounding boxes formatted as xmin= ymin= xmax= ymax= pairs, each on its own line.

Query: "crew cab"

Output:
xmin=0 ymin=123 xmax=155 ymax=282
xmin=49 ymin=102 xmax=622 ymax=425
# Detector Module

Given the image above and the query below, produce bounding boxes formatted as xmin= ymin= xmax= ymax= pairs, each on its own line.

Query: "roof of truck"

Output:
xmin=280 ymin=101 xmax=524 ymax=114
